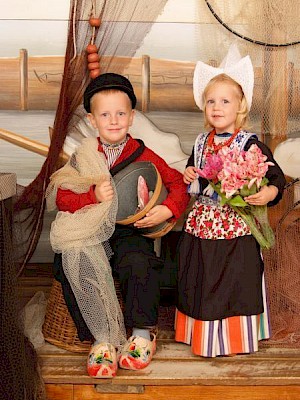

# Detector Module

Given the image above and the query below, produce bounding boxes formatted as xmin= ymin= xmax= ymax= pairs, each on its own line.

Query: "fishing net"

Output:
xmin=14 ymin=0 xmax=168 ymax=273
xmin=263 ymin=178 xmax=300 ymax=347
xmin=197 ymin=0 xmax=300 ymax=347
xmin=46 ymin=137 xmax=126 ymax=349
xmin=13 ymin=0 xmax=300 ymax=348
xmin=193 ymin=0 xmax=300 ymax=147
xmin=0 ymin=174 xmax=46 ymax=400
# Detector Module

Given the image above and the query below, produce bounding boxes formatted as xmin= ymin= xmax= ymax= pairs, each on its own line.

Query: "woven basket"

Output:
xmin=42 ymin=278 xmax=124 ymax=353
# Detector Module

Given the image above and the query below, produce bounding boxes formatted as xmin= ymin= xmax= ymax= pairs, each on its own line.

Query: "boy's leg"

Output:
xmin=53 ymin=253 xmax=93 ymax=341
xmin=110 ymin=226 xmax=163 ymax=330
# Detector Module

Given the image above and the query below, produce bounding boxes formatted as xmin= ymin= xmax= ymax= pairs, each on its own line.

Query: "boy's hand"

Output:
xmin=244 ymin=185 xmax=278 ymax=206
xmin=134 ymin=205 xmax=173 ymax=228
xmin=94 ymin=179 xmax=114 ymax=203
xmin=183 ymin=166 xmax=198 ymax=184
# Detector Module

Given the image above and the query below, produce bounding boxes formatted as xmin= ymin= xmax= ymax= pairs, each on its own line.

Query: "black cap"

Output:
xmin=84 ymin=72 xmax=137 ymax=112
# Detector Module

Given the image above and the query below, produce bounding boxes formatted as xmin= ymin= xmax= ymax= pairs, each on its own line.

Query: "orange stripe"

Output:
xmin=226 ymin=316 xmax=243 ymax=354
xmin=191 ymin=319 xmax=204 ymax=355
xmin=174 ymin=310 xmax=188 ymax=342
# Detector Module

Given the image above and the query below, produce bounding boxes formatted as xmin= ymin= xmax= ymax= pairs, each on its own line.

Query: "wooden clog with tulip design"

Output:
xmin=118 ymin=333 xmax=156 ymax=370
xmin=87 ymin=342 xmax=118 ymax=378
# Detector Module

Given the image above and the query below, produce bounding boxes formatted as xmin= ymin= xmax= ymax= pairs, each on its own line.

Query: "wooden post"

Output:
xmin=19 ymin=49 xmax=28 ymax=111
xmin=141 ymin=55 xmax=150 ymax=113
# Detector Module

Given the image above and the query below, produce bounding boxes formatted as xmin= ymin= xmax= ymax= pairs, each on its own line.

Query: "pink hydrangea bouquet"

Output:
xmin=196 ymin=144 xmax=275 ymax=249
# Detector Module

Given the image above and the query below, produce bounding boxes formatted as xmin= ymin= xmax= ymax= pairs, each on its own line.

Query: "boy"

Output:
xmin=49 ymin=73 xmax=190 ymax=377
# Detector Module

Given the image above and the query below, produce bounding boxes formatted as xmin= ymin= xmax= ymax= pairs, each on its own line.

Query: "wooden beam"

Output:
xmin=0 ymin=127 xmax=68 ymax=163
xmin=19 ymin=49 xmax=28 ymax=111
xmin=141 ymin=55 xmax=150 ymax=113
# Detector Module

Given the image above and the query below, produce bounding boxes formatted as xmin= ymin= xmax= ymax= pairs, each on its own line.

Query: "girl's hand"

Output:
xmin=94 ymin=179 xmax=114 ymax=202
xmin=244 ymin=185 xmax=278 ymax=206
xmin=134 ymin=205 xmax=173 ymax=228
xmin=183 ymin=166 xmax=198 ymax=184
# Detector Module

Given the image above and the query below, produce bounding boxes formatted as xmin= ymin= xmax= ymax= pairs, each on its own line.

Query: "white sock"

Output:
xmin=132 ymin=328 xmax=151 ymax=341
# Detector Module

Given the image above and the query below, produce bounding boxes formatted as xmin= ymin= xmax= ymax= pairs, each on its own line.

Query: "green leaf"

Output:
xmin=239 ymin=185 xmax=251 ymax=197
xmin=240 ymin=183 xmax=257 ymax=197
xmin=219 ymin=193 xmax=229 ymax=206
xmin=228 ymin=195 xmax=248 ymax=207
xmin=248 ymin=184 xmax=258 ymax=195
xmin=208 ymin=181 xmax=229 ymax=205
xmin=260 ymin=177 xmax=269 ymax=187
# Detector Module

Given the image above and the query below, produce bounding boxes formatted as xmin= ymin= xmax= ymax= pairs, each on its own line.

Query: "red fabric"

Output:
xmin=56 ymin=136 xmax=190 ymax=220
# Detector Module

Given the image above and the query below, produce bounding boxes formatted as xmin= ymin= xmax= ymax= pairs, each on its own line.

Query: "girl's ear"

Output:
xmin=87 ymin=113 xmax=97 ymax=129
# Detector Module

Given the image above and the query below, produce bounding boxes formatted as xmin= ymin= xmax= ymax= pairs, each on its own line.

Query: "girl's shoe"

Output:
xmin=87 ymin=342 xmax=118 ymax=378
xmin=118 ymin=333 xmax=156 ymax=370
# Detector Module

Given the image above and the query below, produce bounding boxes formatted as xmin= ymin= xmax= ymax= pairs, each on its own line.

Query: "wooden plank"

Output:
xmin=44 ymin=383 xmax=300 ymax=400
xmin=73 ymin=385 xmax=300 ymax=400
xmin=0 ymin=58 xmax=20 ymax=109
xmin=1 ymin=54 xmax=300 ymax=113
xmin=38 ymin=340 xmax=300 ymax=360
xmin=45 ymin=384 xmax=73 ymax=400
xmin=149 ymin=57 xmax=196 ymax=112
xmin=28 ymin=56 xmax=64 ymax=110
xmin=39 ymin=343 xmax=300 ymax=386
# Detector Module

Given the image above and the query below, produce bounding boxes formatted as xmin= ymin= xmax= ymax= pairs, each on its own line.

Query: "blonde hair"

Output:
xmin=90 ymin=89 xmax=132 ymax=113
xmin=203 ymin=74 xmax=249 ymax=130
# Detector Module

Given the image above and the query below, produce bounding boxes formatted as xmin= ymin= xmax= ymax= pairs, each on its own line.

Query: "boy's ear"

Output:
xmin=87 ymin=113 xmax=97 ymax=129
xmin=129 ymin=109 xmax=135 ymax=126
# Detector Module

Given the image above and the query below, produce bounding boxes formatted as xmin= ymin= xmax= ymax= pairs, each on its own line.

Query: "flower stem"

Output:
xmin=232 ymin=206 xmax=275 ymax=250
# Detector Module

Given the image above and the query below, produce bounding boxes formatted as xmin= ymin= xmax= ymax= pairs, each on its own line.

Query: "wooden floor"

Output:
xmin=19 ymin=265 xmax=300 ymax=400
xmin=40 ymin=342 xmax=300 ymax=400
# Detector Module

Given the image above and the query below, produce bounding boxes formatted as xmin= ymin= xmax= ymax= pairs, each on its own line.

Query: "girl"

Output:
xmin=175 ymin=52 xmax=286 ymax=357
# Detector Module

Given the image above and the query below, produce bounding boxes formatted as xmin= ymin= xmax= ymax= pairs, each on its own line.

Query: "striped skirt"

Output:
xmin=175 ymin=275 xmax=271 ymax=357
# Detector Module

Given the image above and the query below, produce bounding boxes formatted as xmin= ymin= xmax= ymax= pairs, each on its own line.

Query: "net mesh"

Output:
xmin=14 ymin=0 xmax=168 ymax=272
xmin=46 ymin=137 xmax=126 ymax=348
xmin=198 ymin=0 xmax=300 ymax=144
xmin=195 ymin=1 xmax=300 ymax=346
xmin=0 ymin=175 xmax=46 ymax=400
xmin=264 ymin=178 xmax=300 ymax=347
xmin=12 ymin=0 xmax=300 ymax=348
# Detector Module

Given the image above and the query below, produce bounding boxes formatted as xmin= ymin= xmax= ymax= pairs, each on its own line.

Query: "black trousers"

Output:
xmin=53 ymin=225 xmax=163 ymax=341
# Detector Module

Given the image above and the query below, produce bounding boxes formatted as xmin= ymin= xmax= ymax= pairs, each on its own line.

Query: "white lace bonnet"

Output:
xmin=193 ymin=43 xmax=254 ymax=111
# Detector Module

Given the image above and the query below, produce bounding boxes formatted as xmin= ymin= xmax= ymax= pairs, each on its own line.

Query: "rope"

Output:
xmin=69 ymin=0 xmax=78 ymax=63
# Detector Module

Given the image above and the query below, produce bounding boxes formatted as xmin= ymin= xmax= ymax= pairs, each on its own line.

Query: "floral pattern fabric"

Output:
xmin=185 ymin=200 xmax=251 ymax=240
xmin=186 ymin=130 xmax=256 ymax=240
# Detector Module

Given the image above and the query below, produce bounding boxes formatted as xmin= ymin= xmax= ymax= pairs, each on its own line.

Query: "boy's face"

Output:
xmin=87 ymin=90 xmax=135 ymax=144
xmin=205 ymin=82 xmax=241 ymax=134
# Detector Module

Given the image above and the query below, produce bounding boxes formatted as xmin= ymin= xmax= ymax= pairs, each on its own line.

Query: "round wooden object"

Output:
xmin=113 ymin=161 xmax=176 ymax=238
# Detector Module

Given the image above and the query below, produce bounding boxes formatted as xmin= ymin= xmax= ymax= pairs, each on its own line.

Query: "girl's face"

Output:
xmin=204 ymin=82 xmax=241 ymax=134
xmin=87 ymin=90 xmax=135 ymax=144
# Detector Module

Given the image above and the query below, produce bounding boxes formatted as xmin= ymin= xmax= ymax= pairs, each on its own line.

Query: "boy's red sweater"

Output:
xmin=56 ymin=136 xmax=189 ymax=221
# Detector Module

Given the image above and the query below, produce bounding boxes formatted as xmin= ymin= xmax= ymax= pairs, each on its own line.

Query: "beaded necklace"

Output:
xmin=206 ymin=128 xmax=240 ymax=153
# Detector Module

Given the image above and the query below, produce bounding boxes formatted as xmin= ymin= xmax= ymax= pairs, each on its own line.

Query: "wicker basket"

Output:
xmin=42 ymin=278 xmax=124 ymax=353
